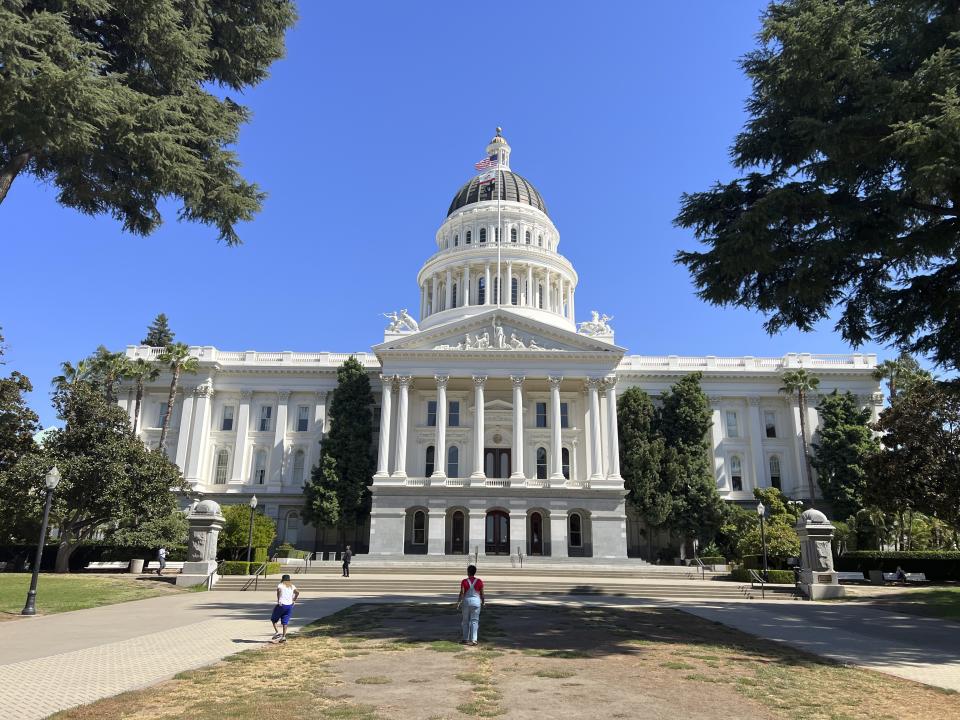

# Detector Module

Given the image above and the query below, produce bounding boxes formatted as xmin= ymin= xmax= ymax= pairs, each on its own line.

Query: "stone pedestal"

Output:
xmin=796 ymin=508 xmax=846 ymax=600
xmin=177 ymin=500 xmax=226 ymax=587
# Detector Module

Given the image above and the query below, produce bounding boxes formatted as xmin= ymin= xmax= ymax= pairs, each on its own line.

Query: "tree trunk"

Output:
xmin=798 ymin=389 xmax=816 ymax=508
xmin=158 ymin=367 xmax=180 ymax=453
xmin=55 ymin=538 xmax=78 ymax=573
xmin=0 ymin=151 xmax=31 ymax=204
xmin=133 ymin=379 xmax=144 ymax=435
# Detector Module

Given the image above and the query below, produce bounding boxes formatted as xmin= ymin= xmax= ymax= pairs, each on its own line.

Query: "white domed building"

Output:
xmin=119 ymin=131 xmax=883 ymax=559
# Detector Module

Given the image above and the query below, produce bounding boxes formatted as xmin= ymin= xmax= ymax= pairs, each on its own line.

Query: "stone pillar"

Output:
xmin=375 ymin=375 xmax=394 ymax=478
xmin=558 ymin=276 xmax=566 ymax=317
xmin=433 ymin=375 xmax=448 ymax=479
xmin=445 ymin=269 xmax=452 ymax=310
xmin=796 ymin=509 xmax=845 ymax=599
xmin=548 ymin=377 xmax=564 ymax=481
xmin=231 ymin=390 xmax=252 ymax=482
xmin=175 ymin=390 xmax=195 ymax=471
xmin=604 ymin=377 xmax=622 ymax=482
xmin=312 ymin=390 xmax=326 ymax=472
xmin=469 ymin=510 xmax=486 ymax=558
xmin=527 ymin=265 xmax=534 ymax=307
xmin=185 ymin=381 xmax=214 ymax=483
xmin=368 ymin=509 xmax=405 ymax=556
xmin=510 ymin=511 xmax=527 ymax=558
xmin=471 ymin=376 xmax=487 ymax=479
xmin=177 ymin=500 xmax=225 ymax=587
xmin=566 ymin=283 xmax=573 ymax=321
xmin=592 ymin=510 xmax=629 ymax=559
xmin=510 ymin=376 xmax=525 ymax=481
xmin=550 ymin=511 xmax=568 ymax=558
xmin=570 ymin=283 xmax=576 ymax=322
xmin=428 ymin=509 xmax=446 ymax=555
xmin=431 ymin=275 xmax=438 ymax=314
xmin=463 ymin=264 xmax=471 ymax=306
xmin=545 ymin=270 xmax=553 ymax=312
xmin=747 ymin=397 xmax=765 ymax=491
xmin=484 ymin=264 xmax=491 ymax=305
xmin=708 ymin=398 xmax=724 ymax=490
xmin=587 ymin=379 xmax=604 ymax=482
xmin=391 ymin=376 xmax=412 ymax=478
xmin=271 ymin=390 xmax=290 ymax=485
xmin=506 ymin=262 xmax=513 ymax=305
xmin=571 ymin=439 xmax=579 ymax=483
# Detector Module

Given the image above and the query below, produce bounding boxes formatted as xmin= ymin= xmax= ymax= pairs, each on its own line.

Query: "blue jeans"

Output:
xmin=461 ymin=598 xmax=481 ymax=643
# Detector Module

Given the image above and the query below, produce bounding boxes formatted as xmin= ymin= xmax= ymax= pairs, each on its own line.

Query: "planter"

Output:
xmin=868 ymin=569 xmax=886 ymax=585
xmin=128 ymin=558 xmax=145 ymax=574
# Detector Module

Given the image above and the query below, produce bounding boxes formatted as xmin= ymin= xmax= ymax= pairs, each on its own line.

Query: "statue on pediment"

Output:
xmin=509 ymin=332 xmax=526 ymax=349
xmin=384 ymin=309 xmax=419 ymax=333
xmin=579 ymin=310 xmax=614 ymax=336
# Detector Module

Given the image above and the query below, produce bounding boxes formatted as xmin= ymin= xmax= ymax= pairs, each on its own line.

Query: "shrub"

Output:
xmin=219 ymin=561 xmax=282 ymax=576
xmin=730 ymin=568 xmax=795 ymax=584
xmin=835 ymin=551 xmax=960 ymax=581
xmin=699 ymin=556 xmax=725 ymax=565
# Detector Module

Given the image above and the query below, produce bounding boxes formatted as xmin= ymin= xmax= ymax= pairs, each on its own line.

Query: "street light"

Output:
xmin=22 ymin=467 xmax=61 ymax=616
xmin=245 ymin=495 xmax=258 ymax=565
xmin=757 ymin=501 xmax=769 ymax=583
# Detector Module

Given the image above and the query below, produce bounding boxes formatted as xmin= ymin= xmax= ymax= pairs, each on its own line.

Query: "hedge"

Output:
xmin=0 ymin=544 xmax=187 ymax=572
xmin=836 ymin=551 xmax=960 ymax=581
xmin=220 ymin=561 xmax=282 ymax=576
xmin=699 ymin=556 xmax=725 ymax=565
xmin=730 ymin=568 xmax=796 ymax=584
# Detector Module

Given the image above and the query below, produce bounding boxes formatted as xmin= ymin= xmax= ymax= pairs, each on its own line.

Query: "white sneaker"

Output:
xmin=272 ymin=633 xmax=282 ymax=640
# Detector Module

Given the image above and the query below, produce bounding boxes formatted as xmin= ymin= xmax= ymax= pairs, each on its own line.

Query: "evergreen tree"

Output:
xmin=873 ymin=352 xmax=930 ymax=402
xmin=617 ymin=387 xmax=666 ymax=524
xmin=142 ymin=314 xmax=176 ymax=348
xmin=0 ymin=359 xmax=41 ymax=544
xmin=218 ymin=504 xmax=277 ymax=557
xmin=0 ymin=1 xmax=297 ymax=244
xmin=675 ymin=0 xmax=960 ymax=371
xmin=303 ymin=357 xmax=374 ymax=536
xmin=811 ymin=391 xmax=880 ymax=519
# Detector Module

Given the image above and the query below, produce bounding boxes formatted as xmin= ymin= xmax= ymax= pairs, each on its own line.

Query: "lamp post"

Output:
xmin=757 ymin=501 xmax=769 ymax=582
xmin=245 ymin=494 xmax=258 ymax=565
xmin=22 ymin=467 xmax=61 ymax=616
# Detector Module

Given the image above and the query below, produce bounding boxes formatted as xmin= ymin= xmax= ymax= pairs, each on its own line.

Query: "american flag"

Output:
xmin=474 ymin=155 xmax=498 ymax=171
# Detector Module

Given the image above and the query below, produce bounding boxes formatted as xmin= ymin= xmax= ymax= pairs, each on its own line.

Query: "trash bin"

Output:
xmin=128 ymin=558 xmax=145 ymax=574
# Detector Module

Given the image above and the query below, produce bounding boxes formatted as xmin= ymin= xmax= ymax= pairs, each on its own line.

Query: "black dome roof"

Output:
xmin=447 ymin=170 xmax=548 ymax=217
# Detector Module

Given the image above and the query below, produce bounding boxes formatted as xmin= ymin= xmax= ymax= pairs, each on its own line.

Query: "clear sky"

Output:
xmin=3 ymin=1 xmax=889 ymax=428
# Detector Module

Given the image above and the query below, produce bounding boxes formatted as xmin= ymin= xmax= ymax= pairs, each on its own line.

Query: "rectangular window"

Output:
xmin=449 ymin=401 xmax=460 ymax=427
xmin=373 ymin=406 xmax=382 ymax=428
xmin=297 ymin=405 xmax=310 ymax=432
xmin=259 ymin=405 xmax=272 ymax=432
xmin=725 ymin=410 xmax=739 ymax=438
xmin=536 ymin=402 xmax=547 ymax=428
xmin=769 ymin=456 xmax=782 ymax=490
xmin=157 ymin=403 xmax=169 ymax=429
xmin=764 ymin=411 xmax=777 ymax=438
xmin=560 ymin=402 xmax=569 ymax=428
xmin=221 ymin=405 xmax=234 ymax=431
xmin=730 ymin=456 xmax=743 ymax=491
xmin=427 ymin=400 xmax=437 ymax=427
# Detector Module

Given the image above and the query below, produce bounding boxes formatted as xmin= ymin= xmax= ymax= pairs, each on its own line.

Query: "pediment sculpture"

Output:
xmin=383 ymin=308 xmax=420 ymax=333
xmin=578 ymin=310 xmax=614 ymax=337
xmin=433 ymin=318 xmax=559 ymax=351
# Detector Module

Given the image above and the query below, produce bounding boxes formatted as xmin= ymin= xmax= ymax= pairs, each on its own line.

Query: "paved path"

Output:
xmin=683 ymin=602 xmax=960 ymax=692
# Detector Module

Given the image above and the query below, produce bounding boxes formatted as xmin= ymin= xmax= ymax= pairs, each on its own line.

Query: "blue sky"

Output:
xmin=3 ymin=1 xmax=890 ymax=428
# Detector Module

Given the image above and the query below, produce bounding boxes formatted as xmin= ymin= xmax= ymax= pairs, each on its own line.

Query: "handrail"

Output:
xmin=241 ymin=561 xmax=269 ymax=591
xmin=748 ymin=569 xmax=766 ymax=599
xmin=206 ymin=559 xmax=226 ymax=591
xmin=693 ymin=556 xmax=706 ymax=580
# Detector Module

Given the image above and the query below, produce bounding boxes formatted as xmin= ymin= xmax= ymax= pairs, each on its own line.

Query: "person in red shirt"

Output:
xmin=457 ymin=564 xmax=485 ymax=645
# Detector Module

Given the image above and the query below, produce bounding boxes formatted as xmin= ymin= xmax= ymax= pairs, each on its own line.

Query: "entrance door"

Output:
xmin=484 ymin=449 xmax=511 ymax=478
xmin=485 ymin=510 xmax=509 ymax=555
xmin=529 ymin=512 xmax=543 ymax=555
xmin=451 ymin=511 xmax=466 ymax=554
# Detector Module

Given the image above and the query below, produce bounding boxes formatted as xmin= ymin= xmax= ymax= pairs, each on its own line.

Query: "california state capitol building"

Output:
xmin=118 ymin=130 xmax=882 ymax=560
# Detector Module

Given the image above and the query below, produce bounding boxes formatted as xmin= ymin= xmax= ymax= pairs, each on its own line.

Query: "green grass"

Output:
xmin=867 ymin=587 xmax=960 ymax=621
xmin=354 ymin=676 xmax=391 ymax=685
xmin=0 ymin=573 xmax=176 ymax=616
xmin=534 ymin=669 xmax=576 ymax=679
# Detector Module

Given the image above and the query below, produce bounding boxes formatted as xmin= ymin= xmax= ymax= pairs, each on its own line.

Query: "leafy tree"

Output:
xmin=779 ymin=369 xmax=820 ymax=506
xmin=123 ymin=358 xmax=161 ymax=435
xmin=29 ymin=381 xmax=185 ymax=571
xmin=156 ymin=343 xmax=199 ymax=452
xmin=811 ymin=391 xmax=879 ymax=519
xmin=736 ymin=488 xmax=801 ymax=563
xmin=218 ymin=503 xmax=276 ymax=556
xmin=89 ymin=345 xmax=128 ymax=404
xmin=142 ymin=314 xmax=176 ymax=348
xmin=0 ymin=1 xmax=297 ymax=244
xmin=110 ymin=509 xmax=188 ymax=549
xmin=617 ymin=387 xmax=666 ymax=524
xmin=0 ymin=365 xmax=41 ymax=544
xmin=873 ymin=352 xmax=929 ymax=402
xmin=675 ymin=0 xmax=960 ymax=371
xmin=302 ymin=357 xmax=374 ymax=538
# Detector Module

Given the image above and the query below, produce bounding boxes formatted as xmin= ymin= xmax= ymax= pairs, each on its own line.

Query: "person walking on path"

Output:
xmin=342 ymin=545 xmax=353 ymax=577
xmin=156 ymin=546 xmax=167 ymax=576
xmin=271 ymin=574 xmax=299 ymax=642
xmin=457 ymin=564 xmax=485 ymax=646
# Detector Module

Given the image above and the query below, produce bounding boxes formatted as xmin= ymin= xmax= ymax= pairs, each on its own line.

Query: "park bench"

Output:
xmin=84 ymin=561 xmax=129 ymax=571
xmin=144 ymin=561 xmax=185 ymax=573
xmin=882 ymin=572 xmax=929 ymax=583
xmin=837 ymin=571 xmax=867 ymax=582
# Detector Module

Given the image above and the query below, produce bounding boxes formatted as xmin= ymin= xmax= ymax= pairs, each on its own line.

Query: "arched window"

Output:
xmin=510 ymin=227 xmax=517 ymax=242
xmin=536 ymin=447 xmax=547 ymax=479
xmin=253 ymin=449 xmax=267 ymax=484
xmin=413 ymin=510 xmax=426 ymax=545
xmin=537 ymin=284 xmax=544 ymax=309
xmin=479 ymin=228 xmax=487 ymax=244
xmin=569 ymin=513 xmax=583 ymax=547
xmin=451 ymin=283 xmax=458 ymax=309
xmin=292 ymin=449 xmax=306 ymax=485
xmin=454 ymin=233 xmax=459 ymax=247
xmin=538 ymin=234 xmax=543 ymax=247
xmin=769 ymin=455 xmax=782 ymax=490
xmin=525 ymin=229 xmax=531 ymax=244
xmin=425 ymin=445 xmax=435 ymax=476
xmin=477 ymin=277 xmax=486 ymax=305
xmin=730 ymin=455 xmax=743 ymax=491
xmin=511 ymin=277 xmax=518 ymax=305
xmin=447 ymin=446 xmax=459 ymax=478
xmin=214 ymin=449 xmax=228 ymax=484
xmin=466 ymin=230 xmax=472 ymax=244
xmin=562 ymin=447 xmax=570 ymax=480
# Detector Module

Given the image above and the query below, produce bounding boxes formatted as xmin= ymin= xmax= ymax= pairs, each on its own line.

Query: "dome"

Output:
xmin=194 ymin=499 xmax=222 ymax=516
xmin=447 ymin=170 xmax=548 ymax=217
xmin=799 ymin=508 xmax=830 ymax=525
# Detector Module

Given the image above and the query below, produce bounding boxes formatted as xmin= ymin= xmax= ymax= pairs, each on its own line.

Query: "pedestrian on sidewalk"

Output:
xmin=156 ymin=546 xmax=167 ymax=576
xmin=342 ymin=545 xmax=352 ymax=577
xmin=457 ymin=564 xmax=485 ymax=646
xmin=271 ymin=574 xmax=299 ymax=642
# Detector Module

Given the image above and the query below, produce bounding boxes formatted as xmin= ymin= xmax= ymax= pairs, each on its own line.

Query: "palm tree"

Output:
xmin=91 ymin=346 xmax=129 ymax=404
xmin=52 ymin=358 xmax=91 ymax=390
xmin=157 ymin=343 xmax=200 ymax=453
xmin=872 ymin=351 xmax=928 ymax=403
xmin=779 ymin=368 xmax=821 ymax=507
xmin=124 ymin=357 xmax=161 ymax=435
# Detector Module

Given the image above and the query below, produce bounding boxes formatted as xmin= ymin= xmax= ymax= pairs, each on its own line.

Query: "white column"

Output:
xmin=708 ymin=398 xmax=724 ymax=490
xmin=463 ymin=264 xmax=471 ymax=306
xmin=545 ymin=270 xmax=553 ymax=311
xmin=271 ymin=390 xmax=290 ymax=484
xmin=469 ymin=510 xmax=486 ymax=558
xmin=550 ymin=511 xmax=568 ymax=558
xmin=484 ymin=264 xmax=491 ymax=305
xmin=391 ymin=376 xmax=411 ymax=478
xmin=445 ymin=269 xmax=452 ymax=310
xmin=571 ymin=439 xmax=579 ymax=483
xmin=604 ymin=378 xmax=622 ymax=481
xmin=431 ymin=275 xmax=438 ymax=314
xmin=510 ymin=511 xmax=527 ymax=558
xmin=558 ymin=276 xmax=566 ymax=317
xmin=231 ymin=390 xmax=252 ymax=481
xmin=471 ymin=376 xmax=486 ymax=479
xmin=428 ymin=509 xmax=446 ymax=555
xmin=549 ymin=376 xmax=564 ymax=481
xmin=570 ymin=283 xmax=576 ymax=321
xmin=506 ymin=262 xmax=513 ymax=305
xmin=375 ymin=375 xmax=394 ymax=477
xmin=566 ymin=283 xmax=574 ymax=320
xmin=174 ymin=390 xmax=195 ymax=471
xmin=748 ymin=397 xmax=765 ymax=490
xmin=433 ymin=375 xmax=448 ymax=479
xmin=510 ymin=376 xmax=525 ymax=480
xmin=787 ymin=398 xmax=806 ymax=497
xmin=526 ymin=265 xmax=534 ymax=307
xmin=587 ymin=379 xmax=603 ymax=481
xmin=312 ymin=390 xmax=326 ymax=473
xmin=185 ymin=383 xmax=213 ymax=482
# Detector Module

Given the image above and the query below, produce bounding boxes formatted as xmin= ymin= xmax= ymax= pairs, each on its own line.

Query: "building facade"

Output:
xmin=119 ymin=131 xmax=882 ymax=559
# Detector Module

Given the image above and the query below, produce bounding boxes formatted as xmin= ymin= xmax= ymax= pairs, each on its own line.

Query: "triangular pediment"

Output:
xmin=373 ymin=308 xmax=625 ymax=358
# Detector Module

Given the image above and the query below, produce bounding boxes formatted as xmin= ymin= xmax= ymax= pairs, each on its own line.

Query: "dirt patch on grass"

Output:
xmin=51 ymin=602 xmax=960 ymax=720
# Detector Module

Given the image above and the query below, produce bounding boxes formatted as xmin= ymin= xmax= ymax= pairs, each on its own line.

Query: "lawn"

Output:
xmin=50 ymin=602 xmax=958 ymax=720
xmin=0 ymin=573 xmax=181 ymax=617
xmin=858 ymin=586 xmax=960 ymax=622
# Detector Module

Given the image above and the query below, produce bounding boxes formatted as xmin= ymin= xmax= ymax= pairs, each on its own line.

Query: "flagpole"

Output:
xmin=496 ymin=143 xmax=501 ymax=307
